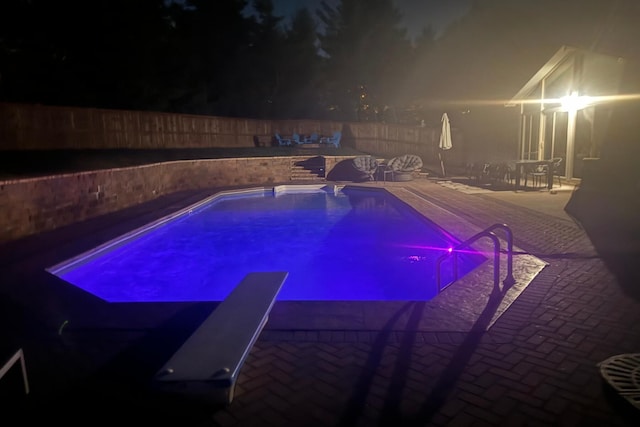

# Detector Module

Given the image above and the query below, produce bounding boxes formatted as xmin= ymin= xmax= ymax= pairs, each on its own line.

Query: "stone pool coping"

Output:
xmin=36 ymin=183 xmax=547 ymax=334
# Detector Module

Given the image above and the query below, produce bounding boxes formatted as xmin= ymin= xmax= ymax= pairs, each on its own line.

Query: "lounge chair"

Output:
xmin=292 ymin=133 xmax=303 ymax=145
xmin=275 ymin=133 xmax=292 ymax=147
xmin=352 ymin=156 xmax=380 ymax=182
xmin=324 ymin=131 xmax=341 ymax=148
xmin=307 ymin=132 xmax=319 ymax=143
xmin=384 ymin=154 xmax=423 ymax=182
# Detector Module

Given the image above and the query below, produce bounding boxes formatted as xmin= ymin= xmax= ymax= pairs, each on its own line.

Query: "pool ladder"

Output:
xmin=436 ymin=223 xmax=516 ymax=293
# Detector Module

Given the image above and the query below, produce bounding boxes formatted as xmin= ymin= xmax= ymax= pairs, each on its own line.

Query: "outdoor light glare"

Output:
xmin=560 ymin=92 xmax=591 ymax=111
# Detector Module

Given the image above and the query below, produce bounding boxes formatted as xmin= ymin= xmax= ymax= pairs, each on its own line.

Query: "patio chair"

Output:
xmin=527 ymin=157 xmax=563 ymax=189
xmin=526 ymin=164 xmax=547 ymax=188
xmin=292 ymin=133 xmax=303 ymax=145
xmin=487 ymin=162 xmax=512 ymax=184
xmin=275 ymin=133 xmax=292 ymax=147
xmin=352 ymin=156 xmax=380 ymax=182
xmin=384 ymin=154 xmax=423 ymax=182
xmin=467 ymin=162 xmax=490 ymax=184
xmin=551 ymin=157 xmax=563 ymax=187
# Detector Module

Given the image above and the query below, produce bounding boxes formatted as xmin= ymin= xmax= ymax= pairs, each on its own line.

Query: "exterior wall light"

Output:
xmin=560 ymin=91 xmax=591 ymax=112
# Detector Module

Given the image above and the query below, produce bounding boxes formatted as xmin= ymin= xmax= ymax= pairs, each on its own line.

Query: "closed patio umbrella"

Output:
xmin=439 ymin=112 xmax=453 ymax=177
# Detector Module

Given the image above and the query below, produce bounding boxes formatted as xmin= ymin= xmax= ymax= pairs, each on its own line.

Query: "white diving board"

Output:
xmin=153 ymin=271 xmax=288 ymax=405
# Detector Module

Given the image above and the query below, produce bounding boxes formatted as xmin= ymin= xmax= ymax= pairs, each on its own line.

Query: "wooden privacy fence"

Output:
xmin=0 ymin=102 xmax=465 ymax=166
xmin=0 ymin=103 xmax=274 ymax=149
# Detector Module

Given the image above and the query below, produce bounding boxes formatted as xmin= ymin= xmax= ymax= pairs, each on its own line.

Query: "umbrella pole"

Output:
xmin=439 ymin=151 xmax=446 ymax=177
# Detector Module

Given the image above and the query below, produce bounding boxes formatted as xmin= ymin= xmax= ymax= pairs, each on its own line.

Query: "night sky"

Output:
xmin=267 ymin=0 xmax=471 ymax=39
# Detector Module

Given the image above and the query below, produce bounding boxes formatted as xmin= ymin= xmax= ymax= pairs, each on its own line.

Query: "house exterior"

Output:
xmin=507 ymin=45 xmax=626 ymax=180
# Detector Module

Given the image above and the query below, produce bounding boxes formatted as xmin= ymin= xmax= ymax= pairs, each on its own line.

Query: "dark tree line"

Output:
xmin=1 ymin=0 xmax=638 ymax=123
xmin=0 ymin=0 xmax=424 ymax=121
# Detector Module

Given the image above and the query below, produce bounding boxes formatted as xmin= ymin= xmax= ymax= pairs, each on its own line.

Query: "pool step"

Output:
xmin=290 ymin=157 xmax=325 ymax=181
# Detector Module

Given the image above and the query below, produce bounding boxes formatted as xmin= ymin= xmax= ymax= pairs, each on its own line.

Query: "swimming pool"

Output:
xmin=48 ymin=185 xmax=486 ymax=302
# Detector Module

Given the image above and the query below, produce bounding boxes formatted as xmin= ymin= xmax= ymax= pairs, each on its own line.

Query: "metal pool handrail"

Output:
xmin=436 ymin=223 xmax=515 ymax=293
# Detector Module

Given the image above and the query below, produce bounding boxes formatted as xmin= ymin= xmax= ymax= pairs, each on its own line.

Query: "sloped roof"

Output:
xmin=507 ymin=46 xmax=577 ymax=105
xmin=507 ymin=45 xmax=626 ymax=106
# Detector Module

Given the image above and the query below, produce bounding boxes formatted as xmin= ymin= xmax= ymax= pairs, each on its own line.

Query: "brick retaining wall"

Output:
xmin=1 ymin=156 xmax=358 ymax=243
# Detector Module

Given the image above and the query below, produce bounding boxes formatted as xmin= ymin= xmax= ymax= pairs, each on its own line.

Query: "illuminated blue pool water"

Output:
xmin=49 ymin=186 xmax=485 ymax=302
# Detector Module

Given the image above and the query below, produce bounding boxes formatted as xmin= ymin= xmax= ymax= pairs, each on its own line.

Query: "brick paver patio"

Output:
xmin=2 ymin=178 xmax=639 ymax=426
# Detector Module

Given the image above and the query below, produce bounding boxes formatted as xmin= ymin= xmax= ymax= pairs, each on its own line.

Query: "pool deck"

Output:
xmin=2 ymin=176 xmax=640 ymax=426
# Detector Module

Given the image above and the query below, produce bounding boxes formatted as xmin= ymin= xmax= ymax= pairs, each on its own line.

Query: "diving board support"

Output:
xmin=153 ymin=271 xmax=288 ymax=406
